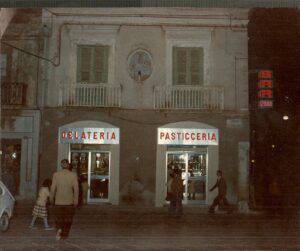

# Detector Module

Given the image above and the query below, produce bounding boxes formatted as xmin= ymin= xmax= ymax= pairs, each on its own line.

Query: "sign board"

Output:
xmin=258 ymin=89 xmax=273 ymax=98
xmin=259 ymin=100 xmax=273 ymax=108
xmin=59 ymin=128 xmax=120 ymax=144
xmin=258 ymin=70 xmax=273 ymax=79
xmin=258 ymin=80 xmax=273 ymax=88
xmin=158 ymin=128 xmax=219 ymax=145
xmin=257 ymin=70 xmax=273 ymax=109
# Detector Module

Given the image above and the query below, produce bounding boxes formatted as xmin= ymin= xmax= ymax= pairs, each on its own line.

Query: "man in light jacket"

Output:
xmin=50 ymin=159 xmax=79 ymax=240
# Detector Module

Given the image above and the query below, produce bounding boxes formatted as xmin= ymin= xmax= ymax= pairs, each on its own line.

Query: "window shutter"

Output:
xmin=94 ymin=46 xmax=109 ymax=83
xmin=78 ymin=47 xmax=92 ymax=82
xmin=190 ymin=48 xmax=203 ymax=85
xmin=172 ymin=47 xmax=204 ymax=86
xmin=173 ymin=47 xmax=188 ymax=85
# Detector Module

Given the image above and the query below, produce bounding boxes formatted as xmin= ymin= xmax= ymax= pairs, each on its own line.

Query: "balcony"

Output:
xmin=1 ymin=83 xmax=27 ymax=106
xmin=59 ymin=83 xmax=121 ymax=107
xmin=154 ymin=85 xmax=224 ymax=110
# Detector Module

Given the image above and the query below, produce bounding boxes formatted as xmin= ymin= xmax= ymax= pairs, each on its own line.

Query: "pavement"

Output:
xmin=0 ymin=201 xmax=299 ymax=251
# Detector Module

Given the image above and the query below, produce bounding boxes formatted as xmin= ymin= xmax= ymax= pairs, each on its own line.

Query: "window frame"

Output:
xmin=77 ymin=45 xmax=109 ymax=84
xmin=165 ymin=28 xmax=211 ymax=87
xmin=172 ymin=47 xmax=204 ymax=86
xmin=0 ymin=53 xmax=7 ymax=77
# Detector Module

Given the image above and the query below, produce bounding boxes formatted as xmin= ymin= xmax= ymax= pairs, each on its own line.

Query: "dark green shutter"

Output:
xmin=172 ymin=47 xmax=203 ymax=86
xmin=173 ymin=47 xmax=187 ymax=85
xmin=190 ymin=48 xmax=203 ymax=85
xmin=78 ymin=46 xmax=92 ymax=82
xmin=94 ymin=46 xmax=109 ymax=83
xmin=78 ymin=45 xmax=109 ymax=83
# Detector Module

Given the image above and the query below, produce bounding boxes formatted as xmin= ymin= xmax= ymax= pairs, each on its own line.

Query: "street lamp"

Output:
xmin=282 ymin=115 xmax=289 ymax=121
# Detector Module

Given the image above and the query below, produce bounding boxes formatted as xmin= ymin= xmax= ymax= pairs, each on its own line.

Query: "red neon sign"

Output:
xmin=259 ymin=100 xmax=273 ymax=108
xmin=258 ymin=90 xmax=273 ymax=98
xmin=258 ymin=80 xmax=273 ymax=88
xmin=258 ymin=70 xmax=273 ymax=79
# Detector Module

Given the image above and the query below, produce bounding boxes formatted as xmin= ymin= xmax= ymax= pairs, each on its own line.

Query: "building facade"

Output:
xmin=1 ymin=8 xmax=249 ymax=207
xmin=1 ymin=10 xmax=41 ymax=199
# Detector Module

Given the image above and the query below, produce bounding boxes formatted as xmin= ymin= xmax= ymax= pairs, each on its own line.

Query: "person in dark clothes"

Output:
xmin=50 ymin=159 xmax=79 ymax=240
xmin=169 ymin=167 xmax=184 ymax=218
xmin=209 ymin=170 xmax=232 ymax=214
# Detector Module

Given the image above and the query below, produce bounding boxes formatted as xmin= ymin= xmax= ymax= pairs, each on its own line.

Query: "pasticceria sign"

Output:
xmin=158 ymin=128 xmax=218 ymax=145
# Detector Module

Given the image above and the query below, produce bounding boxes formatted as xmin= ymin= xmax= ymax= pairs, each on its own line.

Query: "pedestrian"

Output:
xmin=80 ymin=175 xmax=89 ymax=205
xmin=29 ymin=178 xmax=53 ymax=230
xmin=166 ymin=172 xmax=174 ymax=202
xmin=209 ymin=170 xmax=232 ymax=214
xmin=169 ymin=167 xmax=183 ymax=218
xmin=50 ymin=159 xmax=79 ymax=240
xmin=188 ymin=171 xmax=196 ymax=200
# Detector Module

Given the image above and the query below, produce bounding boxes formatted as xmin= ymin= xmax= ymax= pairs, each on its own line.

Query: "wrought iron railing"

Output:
xmin=1 ymin=82 xmax=27 ymax=106
xmin=154 ymin=85 xmax=224 ymax=110
xmin=59 ymin=83 xmax=121 ymax=107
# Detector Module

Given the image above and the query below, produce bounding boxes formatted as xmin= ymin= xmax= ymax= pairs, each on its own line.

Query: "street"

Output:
xmin=0 ymin=203 xmax=299 ymax=251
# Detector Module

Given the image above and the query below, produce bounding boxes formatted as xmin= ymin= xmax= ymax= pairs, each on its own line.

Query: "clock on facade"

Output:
xmin=128 ymin=49 xmax=153 ymax=82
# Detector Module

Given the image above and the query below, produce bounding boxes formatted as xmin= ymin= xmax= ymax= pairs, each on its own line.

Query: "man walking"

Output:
xmin=50 ymin=159 xmax=79 ymax=240
xmin=169 ymin=168 xmax=184 ymax=218
xmin=209 ymin=170 xmax=232 ymax=214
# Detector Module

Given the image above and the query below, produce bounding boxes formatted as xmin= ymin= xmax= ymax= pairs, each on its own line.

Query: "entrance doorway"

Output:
xmin=1 ymin=139 xmax=21 ymax=196
xmin=166 ymin=148 xmax=207 ymax=204
xmin=70 ymin=145 xmax=110 ymax=203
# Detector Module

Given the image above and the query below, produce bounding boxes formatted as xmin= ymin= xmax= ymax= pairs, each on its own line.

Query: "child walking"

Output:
xmin=29 ymin=178 xmax=53 ymax=230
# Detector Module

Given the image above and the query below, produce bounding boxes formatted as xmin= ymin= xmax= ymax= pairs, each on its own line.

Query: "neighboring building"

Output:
xmin=1 ymin=7 xmax=250 ymax=207
xmin=248 ymin=8 xmax=300 ymax=207
xmin=0 ymin=9 xmax=41 ymax=199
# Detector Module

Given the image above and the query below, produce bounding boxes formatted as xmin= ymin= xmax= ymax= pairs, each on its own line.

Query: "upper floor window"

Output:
xmin=0 ymin=53 xmax=7 ymax=77
xmin=172 ymin=47 xmax=204 ymax=86
xmin=77 ymin=45 xmax=109 ymax=83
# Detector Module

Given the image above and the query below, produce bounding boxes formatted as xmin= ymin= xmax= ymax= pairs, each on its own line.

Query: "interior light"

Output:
xmin=283 ymin=115 xmax=289 ymax=120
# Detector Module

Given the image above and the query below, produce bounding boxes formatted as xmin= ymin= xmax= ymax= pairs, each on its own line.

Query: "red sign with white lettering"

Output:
xmin=257 ymin=70 xmax=273 ymax=109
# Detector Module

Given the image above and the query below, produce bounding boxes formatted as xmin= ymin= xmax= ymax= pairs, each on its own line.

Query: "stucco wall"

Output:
xmin=43 ymin=8 xmax=248 ymax=111
xmin=40 ymin=108 xmax=249 ymax=206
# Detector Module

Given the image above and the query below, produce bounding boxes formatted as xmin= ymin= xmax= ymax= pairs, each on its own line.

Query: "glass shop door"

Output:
xmin=166 ymin=151 xmax=207 ymax=204
xmin=70 ymin=150 xmax=110 ymax=203
xmin=89 ymin=152 xmax=110 ymax=203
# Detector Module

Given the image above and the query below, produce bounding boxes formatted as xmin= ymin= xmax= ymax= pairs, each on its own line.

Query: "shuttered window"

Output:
xmin=172 ymin=47 xmax=204 ymax=85
xmin=77 ymin=45 xmax=109 ymax=83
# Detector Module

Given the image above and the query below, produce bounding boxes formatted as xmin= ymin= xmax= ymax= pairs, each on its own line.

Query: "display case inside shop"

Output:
xmin=90 ymin=152 xmax=109 ymax=199
xmin=70 ymin=152 xmax=88 ymax=177
xmin=91 ymin=153 xmax=109 ymax=175
xmin=167 ymin=151 xmax=207 ymax=203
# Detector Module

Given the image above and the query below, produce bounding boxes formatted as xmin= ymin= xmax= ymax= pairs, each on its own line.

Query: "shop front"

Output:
xmin=155 ymin=121 xmax=219 ymax=207
xmin=1 ymin=110 xmax=40 ymax=199
xmin=57 ymin=121 xmax=120 ymax=205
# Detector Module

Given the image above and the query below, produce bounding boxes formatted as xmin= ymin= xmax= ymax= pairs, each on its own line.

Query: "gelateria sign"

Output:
xmin=59 ymin=128 xmax=119 ymax=144
xmin=158 ymin=128 xmax=218 ymax=145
